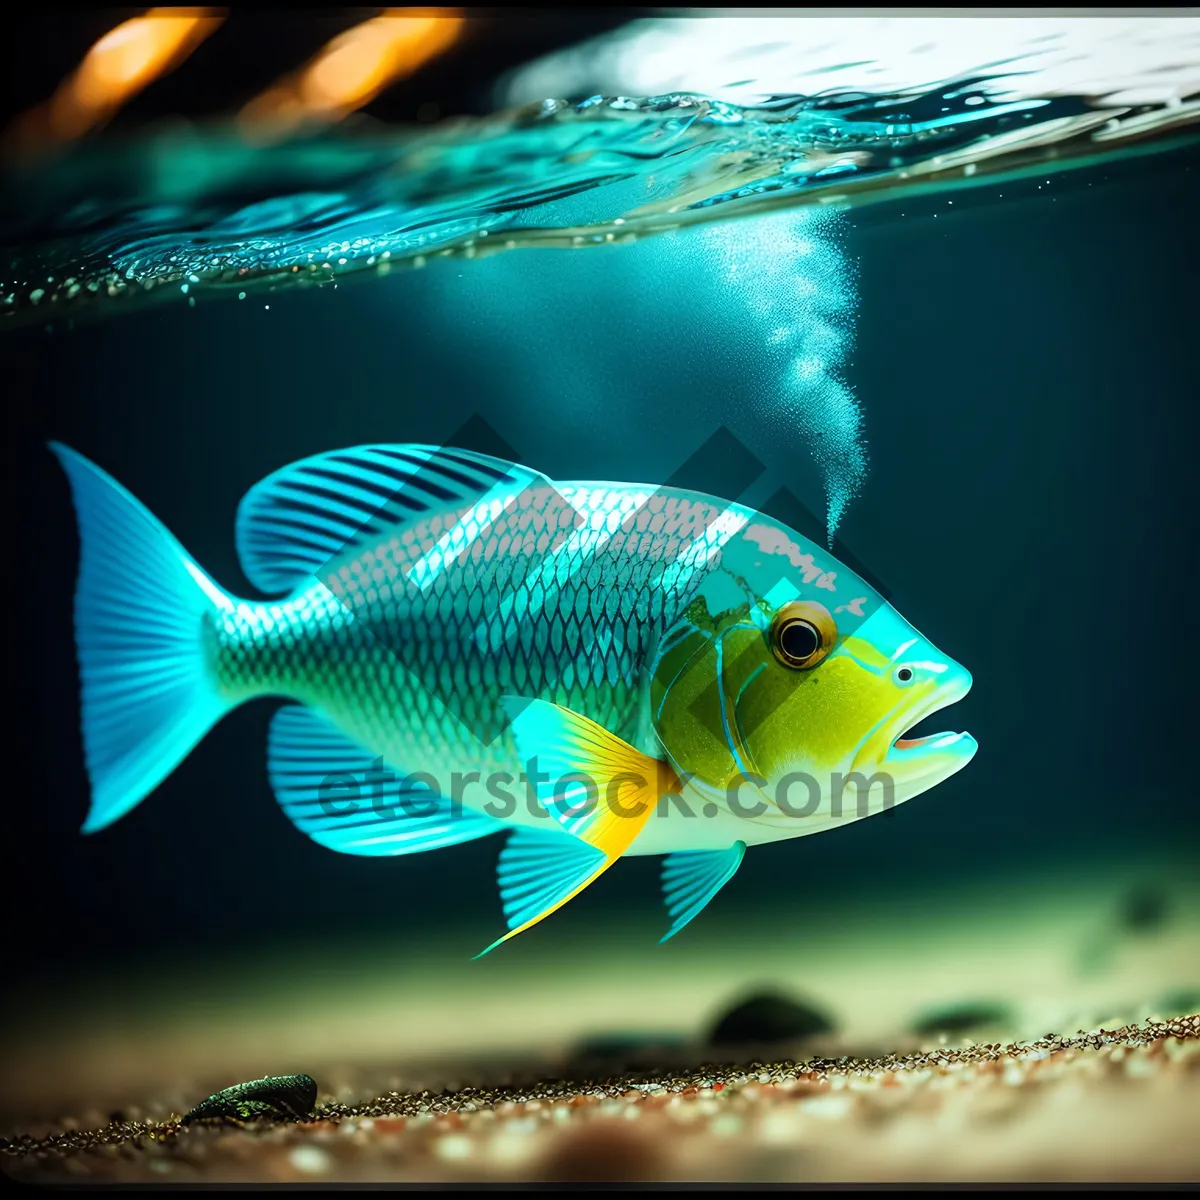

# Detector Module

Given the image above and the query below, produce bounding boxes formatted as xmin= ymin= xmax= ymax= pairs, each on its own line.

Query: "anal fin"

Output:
xmin=268 ymin=706 xmax=503 ymax=856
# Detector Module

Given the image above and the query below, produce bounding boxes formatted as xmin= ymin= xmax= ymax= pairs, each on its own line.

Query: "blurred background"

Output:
xmin=0 ymin=10 xmax=628 ymax=135
xmin=1 ymin=9 xmax=1199 ymax=1182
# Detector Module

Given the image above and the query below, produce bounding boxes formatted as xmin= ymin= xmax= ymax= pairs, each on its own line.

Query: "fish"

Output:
xmin=50 ymin=440 xmax=977 ymax=954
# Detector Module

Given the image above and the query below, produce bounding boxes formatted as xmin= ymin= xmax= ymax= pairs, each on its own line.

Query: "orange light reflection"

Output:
xmin=6 ymin=8 xmax=224 ymax=157
xmin=240 ymin=10 xmax=464 ymax=141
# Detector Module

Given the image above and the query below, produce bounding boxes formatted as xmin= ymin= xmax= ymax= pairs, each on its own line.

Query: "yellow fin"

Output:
xmin=473 ymin=851 xmax=611 ymax=958
xmin=474 ymin=699 xmax=680 ymax=957
xmin=503 ymin=696 xmax=678 ymax=855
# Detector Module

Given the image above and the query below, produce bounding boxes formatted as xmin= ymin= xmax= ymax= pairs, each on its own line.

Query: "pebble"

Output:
xmin=803 ymin=1093 xmax=854 ymax=1120
xmin=711 ymin=1113 xmax=743 ymax=1138
xmin=434 ymin=1135 xmax=472 ymax=1161
xmin=1124 ymin=1053 xmax=1159 ymax=1079
xmin=288 ymin=1145 xmax=331 ymax=1176
xmin=758 ymin=1108 xmax=803 ymax=1145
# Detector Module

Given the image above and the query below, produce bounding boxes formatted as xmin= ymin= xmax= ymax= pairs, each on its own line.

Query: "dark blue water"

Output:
xmin=5 ymin=136 xmax=1198 ymax=987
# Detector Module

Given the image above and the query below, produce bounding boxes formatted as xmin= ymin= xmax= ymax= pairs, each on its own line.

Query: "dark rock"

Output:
xmin=910 ymin=1002 xmax=1013 ymax=1037
xmin=707 ymin=990 xmax=835 ymax=1048
xmin=181 ymin=1073 xmax=317 ymax=1126
xmin=1119 ymin=886 xmax=1171 ymax=934
xmin=1156 ymin=988 xmax=1200 ymax=1017
xmin=568 ymin=1032 xmax=689 ymax=1071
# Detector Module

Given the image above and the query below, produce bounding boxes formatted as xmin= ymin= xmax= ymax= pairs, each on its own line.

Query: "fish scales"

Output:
xmin=210 ymin=484 xmax=729 ymax=781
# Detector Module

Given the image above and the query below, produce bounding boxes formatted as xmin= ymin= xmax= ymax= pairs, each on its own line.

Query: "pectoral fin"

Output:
xmin=501 ymin=697 xmax=677 ymax=856
xmin=474 ymin=698 xmax=679 ymax=957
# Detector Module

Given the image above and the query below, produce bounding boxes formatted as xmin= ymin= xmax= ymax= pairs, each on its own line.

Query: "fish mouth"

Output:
xmin=879 ymin=669 xmax=976 ymax=776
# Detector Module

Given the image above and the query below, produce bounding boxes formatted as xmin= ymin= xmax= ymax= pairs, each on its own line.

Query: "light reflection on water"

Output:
xmin=3 ymin=12 xmax=1197 ymax=331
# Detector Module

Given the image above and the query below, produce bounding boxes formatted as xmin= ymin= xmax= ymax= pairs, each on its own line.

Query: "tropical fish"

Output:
xmin=50 ymin=440 xmax=977 ymax=954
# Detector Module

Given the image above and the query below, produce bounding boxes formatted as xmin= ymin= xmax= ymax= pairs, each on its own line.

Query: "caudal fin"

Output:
xmin=50 ymin=443 xmax=233 ymax=833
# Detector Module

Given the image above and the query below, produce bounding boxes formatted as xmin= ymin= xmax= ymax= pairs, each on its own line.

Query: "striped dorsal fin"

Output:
xmin=234 ymin=443 xmax=548 ymax=594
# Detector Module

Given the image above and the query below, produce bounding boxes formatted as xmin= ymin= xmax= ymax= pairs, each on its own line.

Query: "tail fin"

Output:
xmin=49 ymin=443 xmax=233 ymax=833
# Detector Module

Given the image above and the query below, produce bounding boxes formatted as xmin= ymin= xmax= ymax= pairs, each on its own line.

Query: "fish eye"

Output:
xmin=781 ymin=621 xmax=819 ymax=662
xmin=896 ymin=667 xmax=914 ymax=683
xmin=770 ymin=601 xmax=837 ymax=670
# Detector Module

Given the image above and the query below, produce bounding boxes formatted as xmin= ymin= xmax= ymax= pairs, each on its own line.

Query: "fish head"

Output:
xmin=649 ymin=510 xmax=976 ymax=830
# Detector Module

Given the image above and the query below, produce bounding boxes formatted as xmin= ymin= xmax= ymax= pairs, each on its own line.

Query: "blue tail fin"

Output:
xmin=50 ymin=443 xmax=233 ymax=833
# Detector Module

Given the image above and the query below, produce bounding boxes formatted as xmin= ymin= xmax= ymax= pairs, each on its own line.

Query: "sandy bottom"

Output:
xmin=3 ymin=856 xmax=1199 ymax=1183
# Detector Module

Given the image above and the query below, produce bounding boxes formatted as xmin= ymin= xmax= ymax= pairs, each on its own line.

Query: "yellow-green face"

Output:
xmin=650 ymin=516 xmax=976 ymax=838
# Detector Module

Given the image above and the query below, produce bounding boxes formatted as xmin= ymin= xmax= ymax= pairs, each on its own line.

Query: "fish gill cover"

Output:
xmin=1 ymin=13 xmax=1197 ymax=536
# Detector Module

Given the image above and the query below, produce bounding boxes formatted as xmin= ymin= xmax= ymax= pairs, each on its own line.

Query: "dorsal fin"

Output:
xmin=234 ymin=444 xmax=549 ymax=595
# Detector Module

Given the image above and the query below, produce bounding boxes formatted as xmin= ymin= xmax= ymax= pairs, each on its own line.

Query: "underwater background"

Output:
xmin=2 ymin=10 xmax=1199 ymax=1183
